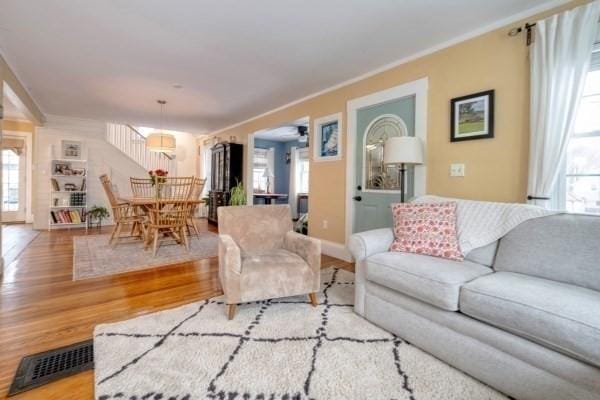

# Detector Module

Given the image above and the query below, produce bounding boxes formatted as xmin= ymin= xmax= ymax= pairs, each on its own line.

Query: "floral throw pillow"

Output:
xmin=389 ymin=202 xmax=463 ymax=261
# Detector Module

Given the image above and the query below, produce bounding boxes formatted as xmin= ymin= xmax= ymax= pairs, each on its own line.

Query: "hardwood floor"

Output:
xmin=0 ymin=220 xmax=353 ymax=399
xmin=2 ymin=224 xmax=39 ymax=269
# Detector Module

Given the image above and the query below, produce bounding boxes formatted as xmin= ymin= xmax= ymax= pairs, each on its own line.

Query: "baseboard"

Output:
xmin=320 ymin=239 xmax=352 ymax=263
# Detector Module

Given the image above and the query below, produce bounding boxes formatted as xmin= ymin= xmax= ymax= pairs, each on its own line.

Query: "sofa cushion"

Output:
xmin=240 ymin=249 xmax=314 ymax=302
xmin=460 ymin=272 xmax=600 ymax=367
xmin=365 ymin=252 xmax=492 ymax=311
xmin=494 ymin=214 xmax=600 ymax=292
xmin=464 ymin=241 xmax=498 ymax=267
xmin=390 ymin=202 xmax=463 ymax=261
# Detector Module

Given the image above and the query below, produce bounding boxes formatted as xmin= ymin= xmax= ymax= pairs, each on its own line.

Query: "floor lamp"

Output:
xmin=383 ymin=136 xmax=424 ymax=203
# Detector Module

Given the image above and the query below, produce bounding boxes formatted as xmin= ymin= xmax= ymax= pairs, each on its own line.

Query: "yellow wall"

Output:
xmin=1 ymin=119 xmax=35 ymax=133
xmin=206 ymin=0 xmax=587 ymax=245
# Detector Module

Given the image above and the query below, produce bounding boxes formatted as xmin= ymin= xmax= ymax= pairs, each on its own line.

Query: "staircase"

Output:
xmin=106 ymin=123 xmax=177 ymax=174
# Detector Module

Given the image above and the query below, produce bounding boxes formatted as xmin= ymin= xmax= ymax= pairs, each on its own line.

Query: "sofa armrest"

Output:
xmin=347 ymin=227 xmax=394 ymax=262
xmin=284 ymin=231 xmax=321 ymax=291
xmin=347 ymin=228 xmax=394 ymax=316
xmin=218 ymin=234 xmax=242 ymax=304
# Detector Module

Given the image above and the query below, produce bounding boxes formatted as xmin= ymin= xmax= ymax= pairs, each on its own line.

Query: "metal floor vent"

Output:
xmin=8 ymin=339 xmax=94 ymax=396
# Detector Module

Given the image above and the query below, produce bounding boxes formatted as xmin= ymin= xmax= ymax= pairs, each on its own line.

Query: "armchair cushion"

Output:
xmin=217 ymin=205 xmax=293 ymax=255
xmin=284 ymin=231 xmax=321 ymax=291
xmin=240 ymin=250 xmax=314 ymax=303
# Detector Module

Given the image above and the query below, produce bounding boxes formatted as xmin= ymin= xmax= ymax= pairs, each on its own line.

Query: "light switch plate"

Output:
xmin=450 ymin=163 xmax=465 ymax=177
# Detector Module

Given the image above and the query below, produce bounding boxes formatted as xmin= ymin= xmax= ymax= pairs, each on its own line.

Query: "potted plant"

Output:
xmin=229 ymin=180 xmax=247 ymax=206
xmin=148 ymin=169 xmax=168 ymax=198
xmin=88 ymin=205 xmax=110 ymax=229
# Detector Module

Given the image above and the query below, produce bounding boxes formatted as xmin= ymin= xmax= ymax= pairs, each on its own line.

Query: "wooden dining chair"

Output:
xmin=145 ymin=199 xmax=191 ymax=256
xmin=130 ymin=177 xmax=155 ymax=198
xmin=159 ymin=177 xmax=194 ymax=199
xmin=99 ymin=174 xmax=146 ymax=246
xmin=186 ymin=177 xmax=207 ymax=238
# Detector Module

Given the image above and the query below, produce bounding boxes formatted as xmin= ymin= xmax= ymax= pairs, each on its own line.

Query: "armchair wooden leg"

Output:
xmin=309 ymin=293 xmax=318 ymax=307
xmin=227 ymin=304 xmax=237 ymax=320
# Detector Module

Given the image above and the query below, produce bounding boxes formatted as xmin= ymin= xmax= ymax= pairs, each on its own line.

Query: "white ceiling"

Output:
xmin=0 ymin=0 xmax=560 ymax=134
xmin=256 ymin=126 xmax=307 ymax=142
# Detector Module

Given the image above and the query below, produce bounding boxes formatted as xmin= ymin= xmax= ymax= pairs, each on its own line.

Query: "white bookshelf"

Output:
xmin=49 ymin=159 xmax=88 ymax=230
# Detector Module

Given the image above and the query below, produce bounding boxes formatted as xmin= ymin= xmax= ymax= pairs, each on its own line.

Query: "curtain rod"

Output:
xmin=508 ymin=22 xmax=537 ymax=46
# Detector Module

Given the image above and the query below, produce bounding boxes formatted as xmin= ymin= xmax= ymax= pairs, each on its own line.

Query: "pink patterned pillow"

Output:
xmin=390 ymin=202 xmax=463 ymax=261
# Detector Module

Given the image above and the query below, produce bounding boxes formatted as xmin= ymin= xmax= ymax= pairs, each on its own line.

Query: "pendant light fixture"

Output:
xmin=147 ymin=100 xmax=176 ymax=153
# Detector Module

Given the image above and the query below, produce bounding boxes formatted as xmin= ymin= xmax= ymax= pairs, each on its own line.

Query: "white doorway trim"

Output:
xmin=345 ymin=77 xmax=428 ymax=244
xmin=245 ymin=133 xmax=255 ymax=205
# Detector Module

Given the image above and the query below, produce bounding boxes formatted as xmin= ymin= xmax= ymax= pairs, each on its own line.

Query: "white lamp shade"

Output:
xmin=383 ymin=136 xmax=424 ymax=165
xmin=262 ymin=167 xmax=274 ymax=178
xmin=147 ymin=132 xmax=176 ymax=153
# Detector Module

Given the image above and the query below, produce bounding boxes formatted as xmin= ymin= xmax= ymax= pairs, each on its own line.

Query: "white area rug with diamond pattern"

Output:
xmin=93 ymin=268 xmax=507 ymax=400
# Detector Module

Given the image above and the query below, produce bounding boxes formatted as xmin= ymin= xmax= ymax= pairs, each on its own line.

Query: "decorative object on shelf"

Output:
xmin=64 ymin=183 xmax=78 ymax=191
xmin=61 ymin=140 xmax=82 ymax=159
xmin=72 ymin=168 xmax=86 ymax=176
xmin=383 ymin=136 xmax=424 ymax=203
xmin=147 ymin=100 xmax=176 ymax=153
xmin=229 ymin=179 xmax=247 ymax=206
xmin=53 ymin=162 xmax=72 ymax=175
xmin=148 ymin=169 xmax=168 ymax=198
xmin=450 ymin=90 xmax=494 ymax=142
xmin=87 ymin=205 xmax=109 ymax=229
xmin=314 ymin=113 xmax=342 ymax=162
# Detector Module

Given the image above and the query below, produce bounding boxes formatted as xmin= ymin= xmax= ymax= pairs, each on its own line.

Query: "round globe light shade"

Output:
xmin=383 ymin=136 xmax=424 ymax=165
xmin=147 ymin=132 xmax=176 ymax=153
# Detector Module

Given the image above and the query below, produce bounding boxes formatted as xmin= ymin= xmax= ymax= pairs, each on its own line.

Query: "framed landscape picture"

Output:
xmin=313 ymin=112 xmax=342 ymax=162
xmin=450 ymin=90 xmax=494 ymax=142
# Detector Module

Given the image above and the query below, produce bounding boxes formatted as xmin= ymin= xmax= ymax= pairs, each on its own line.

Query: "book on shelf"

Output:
xmin=50 ymin=209 xmax=86 ymax=225
xmin=51 ymin=178 xmax=60 ymax=191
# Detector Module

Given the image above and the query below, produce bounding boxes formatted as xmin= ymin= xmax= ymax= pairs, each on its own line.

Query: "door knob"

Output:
xmin=353 ymin=196 xmax=362 ymax=201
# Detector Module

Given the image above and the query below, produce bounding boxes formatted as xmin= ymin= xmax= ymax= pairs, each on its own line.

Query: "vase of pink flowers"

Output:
xmin=148 ymin=169 xmax=168 ymax=199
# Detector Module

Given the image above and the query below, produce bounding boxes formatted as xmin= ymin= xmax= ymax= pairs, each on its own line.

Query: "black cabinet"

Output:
xmin=208 ymin=142 xmax=243 ymax=224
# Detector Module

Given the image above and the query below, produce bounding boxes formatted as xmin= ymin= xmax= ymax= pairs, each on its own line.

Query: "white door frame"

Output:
xmin=2 ymin=130 xmax=33 ymax=223
xmin=245 ymin=133 xmax=255 ymax=205
xmin=345 ymin=77 xmax=428 ymax=243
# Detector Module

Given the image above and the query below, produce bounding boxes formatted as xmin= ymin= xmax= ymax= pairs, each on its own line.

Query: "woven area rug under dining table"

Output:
xmin=72 ymin=232 xmax=218 ymax=280
xmin=93 ymin=267 xmax=508 ymax=400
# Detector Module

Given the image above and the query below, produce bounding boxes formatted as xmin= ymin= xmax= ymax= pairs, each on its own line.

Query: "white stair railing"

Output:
xmin=106 ymin=123 xmax=177 ymax=174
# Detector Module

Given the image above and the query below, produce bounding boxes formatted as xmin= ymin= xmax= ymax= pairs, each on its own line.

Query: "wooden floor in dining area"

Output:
xmin=0 ymin=220 xmax=354 ymax=399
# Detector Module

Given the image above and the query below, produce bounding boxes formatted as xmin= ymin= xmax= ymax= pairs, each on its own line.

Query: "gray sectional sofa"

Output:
xmin=348 ymin=213 xmax=600 ymax=400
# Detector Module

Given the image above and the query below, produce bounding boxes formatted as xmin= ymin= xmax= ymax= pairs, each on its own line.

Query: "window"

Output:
xmin=253 ymin=148 xmax=269 ymax=192
xmin=2 ymin=150 xmax=20 ymax=212
xmin=297 ymin=148 xmax=310 ymax=193
xmin=559 ymin=44 xmax=600 ymax=214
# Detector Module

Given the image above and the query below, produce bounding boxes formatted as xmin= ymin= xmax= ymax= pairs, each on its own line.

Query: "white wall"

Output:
xmin=172 ymin=131 xmax=197 ymax=177
xmin=34 ymin=115 xmax=149 ymax=229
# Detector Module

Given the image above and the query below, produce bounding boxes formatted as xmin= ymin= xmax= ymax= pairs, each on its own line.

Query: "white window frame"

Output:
xmin=554 ymin=40 xmax=600 ymax=213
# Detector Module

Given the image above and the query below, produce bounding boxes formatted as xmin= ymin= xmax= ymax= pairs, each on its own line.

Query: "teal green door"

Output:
xmin=353 ymin=96 xmax=416 ymax=233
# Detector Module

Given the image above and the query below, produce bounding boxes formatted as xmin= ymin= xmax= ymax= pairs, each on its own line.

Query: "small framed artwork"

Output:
xmin=313 ymin=112 xmax=342 ymax=162
xmin=61 ymin=140 xmax=82 ymax=159
xmin=450 ymin=90 xmax=494 ymax=142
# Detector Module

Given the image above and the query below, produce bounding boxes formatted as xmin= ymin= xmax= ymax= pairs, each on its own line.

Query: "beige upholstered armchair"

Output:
xmin=218 ymin=205 xmax=321 ymax=319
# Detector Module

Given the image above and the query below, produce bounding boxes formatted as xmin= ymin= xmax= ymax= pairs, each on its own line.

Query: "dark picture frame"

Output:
xmin=450 ymin=90 xmax=494 ymax=142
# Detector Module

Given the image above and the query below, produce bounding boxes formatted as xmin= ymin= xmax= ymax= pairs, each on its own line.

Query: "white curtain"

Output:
xmin=289 ymin=146 xmax=298 ymax=219
xmin=527 ymin=1 xmax=600 ymax=207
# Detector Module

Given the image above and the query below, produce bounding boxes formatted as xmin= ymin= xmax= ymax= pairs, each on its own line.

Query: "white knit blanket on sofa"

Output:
xmin=412 ymin=195 xmax=559 ymax=255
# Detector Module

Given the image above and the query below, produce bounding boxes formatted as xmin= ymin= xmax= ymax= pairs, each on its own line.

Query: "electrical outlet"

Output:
xmin=322 ymin=220 xmax=328 ymax=229
xmin=450 ymin=163 xmax=465 ymax=177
